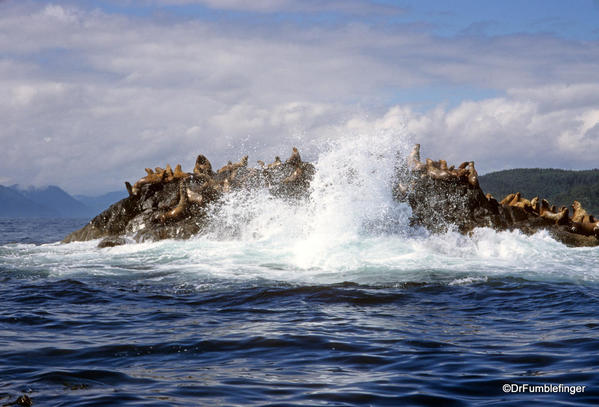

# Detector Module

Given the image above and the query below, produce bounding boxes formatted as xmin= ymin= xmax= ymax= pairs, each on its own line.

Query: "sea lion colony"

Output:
xmin=64 ymin=144 xmax=598 ymax=247
xmin=63 ymin=148 xmax=315 ymax=244
xmin=401 ymin=144 xmax=599 ymax=245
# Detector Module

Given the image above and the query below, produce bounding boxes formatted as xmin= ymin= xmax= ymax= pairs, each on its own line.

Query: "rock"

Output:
xmin=97 ymin=236 xmax=127 ymax=248
xmin=63 ymin=148 xmax=315 ymax=244
xmin=63 ymin=144 xmax=598 ymax=248
xmin=395 ymin=144 xmax=599 ymax=247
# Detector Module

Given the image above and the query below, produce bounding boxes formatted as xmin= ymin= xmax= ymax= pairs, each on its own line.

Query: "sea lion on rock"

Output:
xmin=530 ymin=197 xmax=539 ymax=213
xmin=512 ymin=195 xmax=533 ymax=212
xmin=466 ymin=162 xmax=479 ymax=188
xmin=159 ymin=182 xmax=189 ymax=223
xmin=173 ymin=164 xmax=189 ymax=179
xmin=508 ymin=192 xmax=522 ymax=206
xmin=408 ymin=144 xmax=426 ymax=172
xmin=572 ymin=201 xmax=593 ymax=223
xmin=500 ymin=193 xmax=516 ymax=205
xmin=453 ymin=162 xmax=469 ymax=179
xmin=286 ymin=147 xmax=302 ymax=166
xmin=131 ymin=168 xmax=167 ymax=196
xmin=268 ymin=156 xmax=282 ymax=169
xmin=570 ymin=220 xmax=599 ymax=237
xmin=125 ymin=181 xmax=134 ymax=197
xmin=539 ymin=199 xmax=569 ymax=225
xmin=194 ymin=155 xmax=213 ymax=176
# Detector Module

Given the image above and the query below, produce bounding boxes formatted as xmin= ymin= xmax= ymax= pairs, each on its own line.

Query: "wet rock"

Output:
xmin=97 ymin=236 xmax=127 ymax=248
xmin=395 ymin=144 xmax=599 ymax=247
xmin=63 ymin=148 xmax=314 ymax=244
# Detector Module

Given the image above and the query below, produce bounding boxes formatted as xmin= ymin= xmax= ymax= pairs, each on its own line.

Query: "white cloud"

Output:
xmin=339 ymin=86 xmax=599 ymax=173
xmin=0 ymin=2 xmax=598 ymax=194
xmin=147 ymin=0 xmax=403 ymax=14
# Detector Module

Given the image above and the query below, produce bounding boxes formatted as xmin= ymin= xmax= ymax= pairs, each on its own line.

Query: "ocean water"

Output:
xmin=1 ymin=133 xmax=599 ymax=406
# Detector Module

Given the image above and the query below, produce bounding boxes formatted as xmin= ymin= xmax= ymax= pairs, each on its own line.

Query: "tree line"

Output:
xmin=479 ymin=168 xmax=599 ymax=216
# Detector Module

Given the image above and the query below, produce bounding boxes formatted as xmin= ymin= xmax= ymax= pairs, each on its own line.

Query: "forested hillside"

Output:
xmin=479 ymin=169 xmax=599 ymax=215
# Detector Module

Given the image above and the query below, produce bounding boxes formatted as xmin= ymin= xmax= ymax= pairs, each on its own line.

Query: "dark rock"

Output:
xmin=63 ymin=144 xmax=599 ymax=248
xmin=63 ymin=149 xmax=314 ymax=244
xmin=395 ymin=144 xmax=599 ymax=247
xmin=97 ymin=236 xmax=127 ymax=248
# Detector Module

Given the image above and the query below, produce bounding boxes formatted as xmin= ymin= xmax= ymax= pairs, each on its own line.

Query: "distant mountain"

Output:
xmin=0 ymin=185 xmax=127 ymax=218
xmin=479 ymin=168 xmax=599 ymax=215
xmin=75 ymin=190 xmax=127 ymax=214
xmin=11 ymin=185 xmax=92 ymax=218
xmin=0 ymin=185 xmax=58 ymax=217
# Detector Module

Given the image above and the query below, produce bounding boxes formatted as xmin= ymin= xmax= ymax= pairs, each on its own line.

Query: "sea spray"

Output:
xmin=1 ymin=128 xmax=599 ymax=285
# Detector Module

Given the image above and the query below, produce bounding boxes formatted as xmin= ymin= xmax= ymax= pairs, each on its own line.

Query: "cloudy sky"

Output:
xmin=1 ymin=0 xmax=599 ymax=194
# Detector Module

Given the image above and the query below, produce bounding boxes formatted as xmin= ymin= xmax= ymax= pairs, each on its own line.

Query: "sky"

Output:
xmin=1 ymin=0 xmax=599 ymax=195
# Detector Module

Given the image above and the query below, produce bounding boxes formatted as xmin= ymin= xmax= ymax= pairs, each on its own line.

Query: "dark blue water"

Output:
xmin=1 ymin=219 xmax=598 ymax=406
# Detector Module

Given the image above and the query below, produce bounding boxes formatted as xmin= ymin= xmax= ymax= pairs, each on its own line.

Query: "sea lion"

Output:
xmin=539 ymin=199 xmax=569 ymax=224
xmin=257 ymin=160 xmax=265 ymax=169
xmin=508 ymin=192 xmax=522 ymax=206
xmin=500 ymin=193 xmax=516 ymax=205
xmin=164 ymin=164 xmax=175 ymax=178
xmin=194 ymin=155 xmax=213 ymax=176
xmin=145 ymin=168 xmax=154 ymax=176
xmin=268 ymin=156 xmax=282 ymax=169
xmin=408 ymin=144 xmax=426 ymax=172
xmin=236 ymin=155 xmax=249 ymax=169
xmin=466 ymin=162 xmax=479 ymax=188
xmin=510 ymin=194 xmax=532 ymax=211
xmin=424 ymin=158 xmax=453 ymax=180
xmin=159 ymin=182 xmax=188 ymax=223
xmin=217 ymin=161 xmax=234 ymax=175
xmin=570 ymin=220 xmax=599 ymax=237
xmin=125 ymin=181 xmax=134 ymax=197
xmin=572 ymin=201 xmax=592 ymax=223
xmin=453 ymin=162 xmax=469 ymax=179
xmin=540 ymin=199 xmax=554 ymax=213
xmin=173 ymin=164 xmax=189 ymax=179
xmin=286 ymin=147 xmax=302 ymax=166
xmin=530 ymin=197 xmax=539 ymax=213
xmin=131 ymin=168 xmax=167 ymax=195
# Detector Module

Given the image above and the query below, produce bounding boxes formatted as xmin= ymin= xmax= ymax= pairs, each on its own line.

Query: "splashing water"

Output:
xmin=1 ymin=129 xmax=598 ymax=285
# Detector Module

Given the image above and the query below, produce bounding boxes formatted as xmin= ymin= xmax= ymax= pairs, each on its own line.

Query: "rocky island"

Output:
xmin=63 ymin=145 xmax=599 ymax=248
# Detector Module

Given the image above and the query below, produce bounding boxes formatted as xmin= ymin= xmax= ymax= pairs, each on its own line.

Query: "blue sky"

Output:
xmin=1 ymin=0 xmax=599 ymax=194
xmin=51 ymin=0 xmax=599 ymax=39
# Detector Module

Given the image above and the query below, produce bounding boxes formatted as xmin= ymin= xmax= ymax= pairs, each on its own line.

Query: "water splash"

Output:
xmin=2 ymin=128 xmax=599 ymax=285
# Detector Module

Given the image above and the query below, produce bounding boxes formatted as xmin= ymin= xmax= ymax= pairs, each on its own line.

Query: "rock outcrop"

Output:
xmin=64 ymin=144 xmax=599 ymax=248
xmin=63 ymin=148 xmax=314 ymax=245
xmin=395 ymin=144 xmax=599 ymax=247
